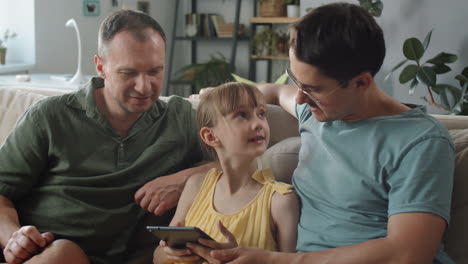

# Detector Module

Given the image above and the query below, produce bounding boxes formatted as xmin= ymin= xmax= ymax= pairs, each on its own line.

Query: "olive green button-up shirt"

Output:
xmin=0 ymin=78 xmax=203 ymax=263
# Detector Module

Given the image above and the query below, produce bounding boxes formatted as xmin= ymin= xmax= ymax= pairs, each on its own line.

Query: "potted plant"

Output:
xmin=284 ymin=0 xmax=300 ymax=18
xmin=176 ymin=53 xmax=235 ymax=93
xmin=253 ymin=28 xmax=289 ymax=57
xmin=386 ymin=30 xmax=468 ymax=115
xmin=0 ymin=29 xmax=17 ymax=65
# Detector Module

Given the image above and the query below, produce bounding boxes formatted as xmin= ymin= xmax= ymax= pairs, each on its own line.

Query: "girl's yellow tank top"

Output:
xmin=185 ymin=168 xmax=293 ymax=251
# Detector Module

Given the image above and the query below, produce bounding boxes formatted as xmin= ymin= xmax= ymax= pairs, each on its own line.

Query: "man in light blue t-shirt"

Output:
xmin=208 ymin=3 xmax=455 ymax=263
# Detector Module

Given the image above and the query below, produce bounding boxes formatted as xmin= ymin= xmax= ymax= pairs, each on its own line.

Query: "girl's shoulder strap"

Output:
xmin=252 ymin=168 xmax=293 ymax=195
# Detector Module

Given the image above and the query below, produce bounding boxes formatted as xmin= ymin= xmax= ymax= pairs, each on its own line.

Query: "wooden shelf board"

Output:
xmin=250 ymin=55 xmax=289 ymax=60
xmin=174 ymin=36 xmax=249 ymax=41
xmin=249 ymin=17 xmax=299 ymax=24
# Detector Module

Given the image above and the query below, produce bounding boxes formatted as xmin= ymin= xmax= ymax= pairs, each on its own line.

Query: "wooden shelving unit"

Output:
xmin=248 ymin=15 xmax=299 ymax=82
xmin=250 ymin=55 xmax=289 ymax=60
xmin=249 ymin=17 xmax=299 ymax=24
xmin=164 ymin=0 xmax=247 ymax=95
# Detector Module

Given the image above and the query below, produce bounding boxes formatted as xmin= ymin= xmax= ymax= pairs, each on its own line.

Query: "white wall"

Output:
xmin=376 ymin=0 xmax=468 ymax=113
xmin=0 ymin=0 xmax=35 ymax=64
xmin=31 ymin=0 xmax=175 ymax=75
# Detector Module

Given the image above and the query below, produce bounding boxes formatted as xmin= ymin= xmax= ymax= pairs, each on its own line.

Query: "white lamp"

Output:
xmin=65 ymin=18 xmax=87 ymax=85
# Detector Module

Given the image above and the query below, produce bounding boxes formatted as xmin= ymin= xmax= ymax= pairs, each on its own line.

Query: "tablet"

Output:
xmin=146 ymin=226 xmax=214 ymax=249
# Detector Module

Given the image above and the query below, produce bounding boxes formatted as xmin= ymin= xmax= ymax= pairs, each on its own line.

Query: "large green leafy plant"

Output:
xmin=176 ymin=53 xmax=235 ymax=93
xmin=386 ymin=30 xmax=468 ymax=114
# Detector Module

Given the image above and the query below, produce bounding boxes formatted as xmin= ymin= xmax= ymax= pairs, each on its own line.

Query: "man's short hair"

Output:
xmin=290 ymin=2 xmax=385 ymax=87
xmin=98 ymin=9 xmax=166 ymax=57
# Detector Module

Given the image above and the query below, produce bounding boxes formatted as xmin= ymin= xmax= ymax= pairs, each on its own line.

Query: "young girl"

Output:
xmin=153 ymin=82 xmax=299 ymax=264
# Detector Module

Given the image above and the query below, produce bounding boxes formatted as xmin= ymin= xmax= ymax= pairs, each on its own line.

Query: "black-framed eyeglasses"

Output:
xmin=286 ymin=67 xmax=340 ymax=105
xmin=287 ymin=67 xmax=321 ymax=104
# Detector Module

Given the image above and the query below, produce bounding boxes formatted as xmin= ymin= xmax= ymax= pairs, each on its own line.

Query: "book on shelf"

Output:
xmin=217 ymin=23 xmax=246 ymax=38
xmin=184 ymin=13 xmax=245 ymax=38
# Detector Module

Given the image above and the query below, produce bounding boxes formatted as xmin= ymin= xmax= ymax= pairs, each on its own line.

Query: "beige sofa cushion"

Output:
xmin=258 ymin=137 xmax=300 ymax=184
xmin=0 ymin=88 xmax=46 ymax=144
xmin=445 ymin=129 xmax=468 ymax=263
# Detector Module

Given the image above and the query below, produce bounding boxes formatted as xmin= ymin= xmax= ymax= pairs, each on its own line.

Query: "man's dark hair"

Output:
xmin=98 ymin=9 xmax=166 ymax=57
xmin=290 ymin=2 xmax=385 ymax=87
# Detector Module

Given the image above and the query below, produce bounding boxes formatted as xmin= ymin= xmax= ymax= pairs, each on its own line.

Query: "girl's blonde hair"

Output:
xmin=197 ymin=82 xmax=266 ymax=160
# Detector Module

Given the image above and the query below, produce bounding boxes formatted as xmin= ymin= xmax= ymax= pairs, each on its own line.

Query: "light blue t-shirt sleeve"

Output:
xmin=387 ymin=137 xmax=455 ymax=223
xmin=295 ymin=103 xmax=312 ymax=125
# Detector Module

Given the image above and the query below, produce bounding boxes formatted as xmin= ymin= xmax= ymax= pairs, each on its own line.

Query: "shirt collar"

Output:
xmin=66 ymin=77 xmax=162 ymax=123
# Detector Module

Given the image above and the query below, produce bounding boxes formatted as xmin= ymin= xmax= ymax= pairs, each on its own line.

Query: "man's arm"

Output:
xmin=0 ymin=195 xmax=20 ymax=247
xmin=213 ymin=212 xmax=446 ymax=264
xmin=134 ymin=162 xmax=215 ymax=216
xmin=192 ymin=83 xmax=298 ymax=118
xmin=256 ymin=83 xmax=297 ymax=118
xmin=270 ymin=192 xmax=299 ymax=252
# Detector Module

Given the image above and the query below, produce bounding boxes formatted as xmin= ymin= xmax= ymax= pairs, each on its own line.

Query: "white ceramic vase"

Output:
xmin=287 ymin=5 xmax=300 ymax=18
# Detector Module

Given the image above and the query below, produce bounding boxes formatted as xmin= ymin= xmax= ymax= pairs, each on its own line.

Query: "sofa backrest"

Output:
xmin=1 ymin=86 xmax=467 ymax=262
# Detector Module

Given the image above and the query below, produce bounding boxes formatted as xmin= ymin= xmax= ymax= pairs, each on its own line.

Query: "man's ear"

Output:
xmin=200 ymin=127 xmax=220 ymax=147
xmin=94 ymin=55 xmax=105 ymax=79
xmin=352 ymin=72 xmax=373 ymax=90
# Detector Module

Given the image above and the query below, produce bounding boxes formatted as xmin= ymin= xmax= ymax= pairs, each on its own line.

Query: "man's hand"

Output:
xmin=3 ymin=226 xmax=54 ymax=264
xmin=186 ymin=221 xmax=238 ymax=264
xmin=211 ymin=246 xmax=273 ymax=264
xmin=135 ymin=172 xmax=187 ymax=216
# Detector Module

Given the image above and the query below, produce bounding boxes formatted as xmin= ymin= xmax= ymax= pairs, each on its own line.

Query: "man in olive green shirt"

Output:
xmin=0 ymin=10 xmax=210 ymax=264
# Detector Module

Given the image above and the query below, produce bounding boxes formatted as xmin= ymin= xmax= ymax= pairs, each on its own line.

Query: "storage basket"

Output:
xmin=259 ymin=0 xmax=286 ymax=17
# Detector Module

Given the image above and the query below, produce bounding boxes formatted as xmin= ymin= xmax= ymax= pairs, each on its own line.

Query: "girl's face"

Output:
xmin=212 ymin=102 xmax=270 ymax=160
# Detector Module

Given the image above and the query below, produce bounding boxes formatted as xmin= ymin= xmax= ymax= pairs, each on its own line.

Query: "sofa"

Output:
xmin=0 ymin=85 xmax=467 ymax=263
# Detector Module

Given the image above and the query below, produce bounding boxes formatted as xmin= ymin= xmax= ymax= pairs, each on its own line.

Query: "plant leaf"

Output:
xmin=399 ymin=64 xmax=419 ymax=84
xmin=410 ymin=78 xmax=419 ymax=89
xmin=457 ymin=66 xmax=468 ymax=87
xmin=462 ymin=66 xmax=468 ymax=78
xmin=427 ymin=52 xmax=458 ymax=65
xmin=370 ymin=1 xmax=383 ymax=17
xmin=403 ymin=38 xmax=425 ymax=61
xmin=440 ymin=88 xmax=458 ymax=110
xmin=454 ymin=82 xmax=468 ymax=112
xmin=431 ymin=64 xmax=451 ymax=74
xmin=274 ymin=72 xmax=289 ymax=84
xmin=432 ymin=84 xmax=460 ymax=96
xmin=231 ymin=73 xmax=257 ymax=85
xmin=384 ymin=59 xmax=408 ymax=82
xmin=416 ymin=66 xmax=437 ymax=87
xmin=422 ymin=30 xmax=433 ymax=51
xmin=359 ymin=0 xmax=372 ymax=9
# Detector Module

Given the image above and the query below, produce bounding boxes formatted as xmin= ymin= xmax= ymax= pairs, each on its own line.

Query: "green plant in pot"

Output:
xmin=176 ymin=52 xmax=235 ymax=93
xmin=0 ymin=29 xmax=17 ymax=65
xmin=253 ymin=27 xmax=275 ymax=56
xmin=386 ymin=30 xmax=468 ymax=115
xmin=253 ymin=28 xmax=288 ymax=57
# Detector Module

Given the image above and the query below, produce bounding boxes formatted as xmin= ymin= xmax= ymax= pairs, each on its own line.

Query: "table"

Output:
xmin=0 ymin=73 xmax=91 ymax=90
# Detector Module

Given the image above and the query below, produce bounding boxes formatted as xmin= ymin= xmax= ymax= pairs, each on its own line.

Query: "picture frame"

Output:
xmin=137 ymin=1 xmax=150 ymax=15
xmin=83 ymin=0 xmax=100 ymax=16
